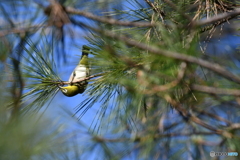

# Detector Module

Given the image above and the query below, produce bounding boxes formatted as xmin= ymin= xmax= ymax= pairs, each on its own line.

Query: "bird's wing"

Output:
xmin=86 ymin=66 xmax=90 ymax=76
xmin=68 ymin=71 xmax=75 ymax=83
xmin=68 ymin=65 xmax=88 ymax=83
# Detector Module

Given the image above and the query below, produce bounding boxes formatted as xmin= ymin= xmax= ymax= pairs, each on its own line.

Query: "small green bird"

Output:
xmin=60 ymin=45 xmax=90 ymax=97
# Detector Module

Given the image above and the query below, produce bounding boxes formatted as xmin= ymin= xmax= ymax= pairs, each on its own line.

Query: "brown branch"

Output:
xmin=66 ymin=5 xmax=240 ymax=29
xmin=196 ymin=8 xmax=240 ymax=26
xmin=198 ymin=8 xmax=240 ymax=33
xmin=226 ymin=123 xmax=240 ymax=130
xmin=93 ymin=131 xmax=218 ymax=143
xmin=191 ymin=84 xmax=240 ymax=96
xmin=164 ymin=94 xmax=233 ymax=138
xmin=65 ymin=7 xmax=154 ymax=27
xmin=1 ymin=5 xmax=238 ymax=39
xmin=66 ymin=6 xmax=240 ymax=35
xmin=0 ymin=25 xmax=46 ymax=37
xmin=80 ymin=23 xmax=240 ymax=84
xmin=145 ymin=0 xmax=165 ymax=22
xmin=199 ymin=17 xmax=230 ymax=33
xmin=65 ymin=6 xmax=240 ymax=35
xmin=145 ymin=62 xmax=187 ymax=93
xmin=192 ymin=107 xmax=232 ymax=126
xmin=145 ymin=0 xmax=158 ymax=12
xmin=60 ymin=72 xmax=105 ymax=85
xmin=46 ymin=0 xmax=70 ymax=27
xmin=11 ymin=57 xmax=24 ymax=120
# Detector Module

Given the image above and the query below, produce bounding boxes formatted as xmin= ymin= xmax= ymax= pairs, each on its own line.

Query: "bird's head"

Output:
xmin=79 ymin=45 xmax=90 ymax=65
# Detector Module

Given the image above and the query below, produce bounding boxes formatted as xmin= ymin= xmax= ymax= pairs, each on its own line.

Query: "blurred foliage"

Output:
xmin=0 ymin=0 xmax=240 ymax=159
xmin=0 ymin=114 xmax=69 ymax=160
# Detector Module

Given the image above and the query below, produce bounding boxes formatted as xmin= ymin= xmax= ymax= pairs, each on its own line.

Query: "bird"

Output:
xmin=60 ymin=45 xmax=90 ymax=97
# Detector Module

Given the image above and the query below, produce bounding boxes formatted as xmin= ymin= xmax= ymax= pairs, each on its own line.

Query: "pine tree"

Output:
xmin=0 ymin=0 xmax=240 ymax=159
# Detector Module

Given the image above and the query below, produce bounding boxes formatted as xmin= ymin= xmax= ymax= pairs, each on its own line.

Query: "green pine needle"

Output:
xmin=18 ymin=39 xmax=62 ymax=113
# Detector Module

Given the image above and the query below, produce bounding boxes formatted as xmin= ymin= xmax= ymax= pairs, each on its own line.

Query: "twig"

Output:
xmin=191 ymin=84 xmax=240 ymax=96
xmin=164 ymin=95 xmax=233 ymax=138
xmin=0 ymin=25 xmax=47 ymax=37
xmin=93 ymin=131 xmax=218 ymax=143
xmin=226 ymin=123 xmax=240 ymax=130
xmin=145 ymin=62 xmax=187 ymax=93
xmin=59 ymin=72 xmax=105 ymax=85
xmin=67 ymin=5 xmax=240 ymax=35
xmin=193 ymin=107 xmax=232 ymax=126
xmin=65 ymin=7 xmax=154 ymax=27
xmin=145 ymin=0 xmax=165 ymax=22
xmin=196 ymin=8 xmax=240 ymax=26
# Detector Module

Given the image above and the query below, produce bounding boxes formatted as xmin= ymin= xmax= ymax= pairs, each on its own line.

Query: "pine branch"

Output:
xmin=144 ymin=0 xmax=165 ymax=22
xmin=196 ymin=8 xmax=240 ymax=26
xmin=59 ymin=72 xmax=105 ymax=85
xmin=164 ymin=95 xmax=233 ymax=138
xmin=0 ymin=25 xmax=47 ymax=37
xmin=93 ymin=131 xmax=220 ymax=143
xmin=192 ymin=107 xmax=232 ymax=126
xmin=81 ymin=22 xmax=240 ymax=84
xmin=66 ymin=7 xmax=154 ymax=27
xmin=144 ymin=62 xmax=187 ymax=94
xmin=66 ymin=5 xmax=240 ymax=34
xmin=191 ymin=84 xmax=240 ymax=96
xmin=162 ymin=0 xmax=192 ymax=21
xmin=226 ymin=123 xmax=240 ymax=130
